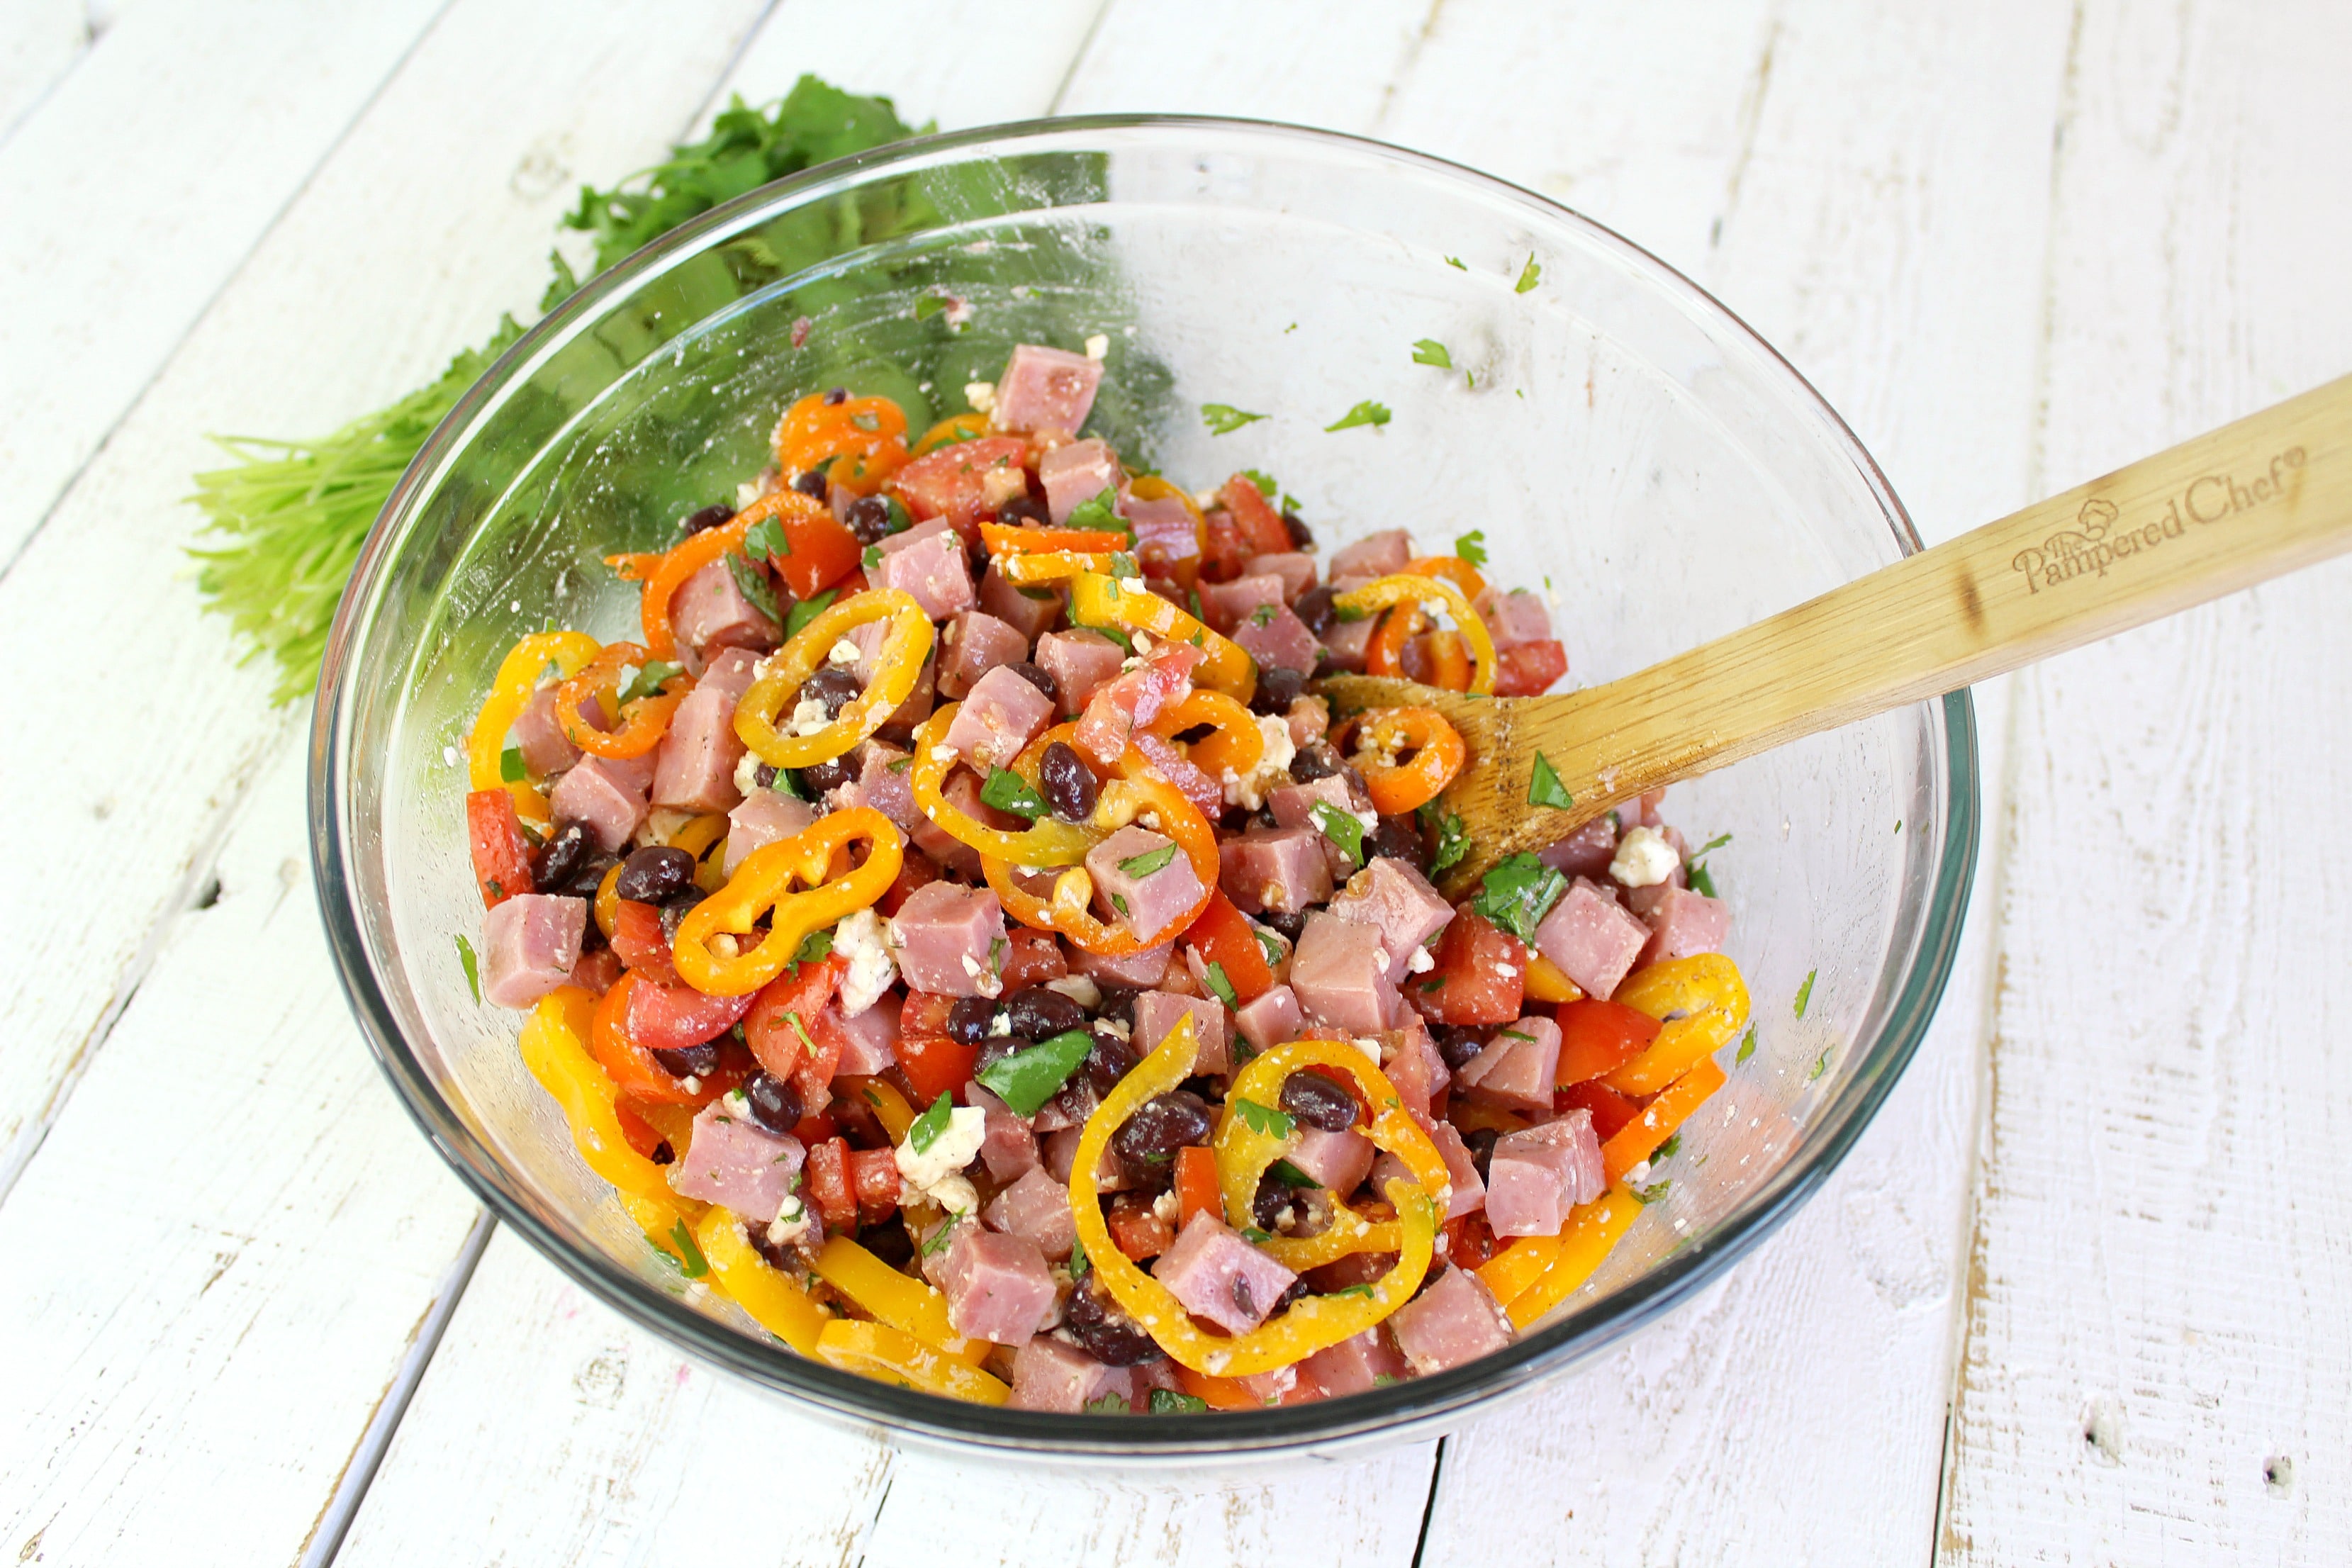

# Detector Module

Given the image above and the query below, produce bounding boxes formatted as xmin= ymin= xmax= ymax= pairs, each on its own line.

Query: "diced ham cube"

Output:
xmin=478 ymin=892 xmax=586 ymax=1008
xmin=1202 ymin=574 xmax=1289 ymax=634
xmin=1133 ymin=990 xmax=1228 ymax=1077
xmin=549 ymin=754 xmax=650 ymax=853
xmin=964 ymin=1082 xmax=1040 ymax=1184
xmin=1130 ymin=732 xmax=1221 ymax=819
xmin=1152 ymin=1212 xmax=1299 ymax=1334
xmin=940 ymin=1226 xmax=1058 ymax=1345
xmin=650 ymin=682 xmax=749 ymax=814
xmin=1233 ymin=982 xmax=1305 ymax=1055
xmin=698 ymin=646 xmax=766 ymax=707
xmin=832 ymin=742 xmax=919 ymax=836
xmin=1329 ymin=858 xmax=1455 ymax=983
xmin=1035 ymin=628 xmax=1126 ymax=717
xmin=1472 ymin=586 xmax=1552 ymax=651
xmin=872 ymin=527 xmax=977 ymax=620
xmin=1317 ymin=613 xmax=1376 ymax=673
xmin=1219 ymin=827 xmax=1335 ymax=917
xmin=825 ymin=992 xmax=901 ymax=1075
xmin=1456 ymin=1014 xmax=1564 ymax=1114
xmin=937 ymin=610 xmax=1030 ymax=700
xmin=667 ymin=1097 xmax=805 ymax=1224
xmin=1387 ymin=1265 xmax=1512 ymax=1374
xmin=1233 ymin=605 xmax=1323 ymax=675
xmin=722 ymin=789 xmax=814 ymax=875
xmin=1242 ymin=552 xmax=1316 ymax=601
xmin=984 ymin=1165 xmax=1077 ymax=1261
xmin=510 ymin=683 xmax=582 ymax=777
xmin=1009 ymin=1336 xmax=1132 ymax=1413
xmin=940 ymin=663 xmax=1053 ymax=769
xmin=979 ymin=565 xmax=1065 ymax=644
xmin=1287 ymin=1125 xmax=1374 ymax=1195
xmin=1632 ymin=883 xmax=1731 ymax=965
xmin=1120 ymin=491 xmax=1200 ymax=581
xmin=671 ymin=554 xmax=780 ymax=667
xmin=1069 ymin=940 xmax=1173 ymax=989
xmin=1267 ymin=773 xmax=1370 ymax=883
xmin=875 ymin=515 xmax=954 ymax=558
xmin=1328 ymin=529 xmax=1412 ymax=581
xmin=1074 ymin=641 xmax=1204 ymax=764
xmin=1538 ymin=817 xmax=1619 ymax=880
xmin=1301 ymin=1328 xmax=1408 ymax=1397
xmin=1428 ymin=1121 xmax=1485 ymax=1219
xmin=1382 ymin=1022 xmax=1451 ymax=1121
xmin=1531 ymin=876 xmax=1652 ymax=999
xmin=1085 ymin=825 xmax=1206 ymax=944
xmin=1036 ymin=437 xmax=1124 ymax=523
xmin=1483 ymin=1111 xmax=1605 ymax=1238
xmin=888 ymin=881 xmax=1007 ymax=997
xmin=993 ymin=344 xmax=1104 ymax=435
xmin=1289 ymin=911 xmax=1399 ymax=1035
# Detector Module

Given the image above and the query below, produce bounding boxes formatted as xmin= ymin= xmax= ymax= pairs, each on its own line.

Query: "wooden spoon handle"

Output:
xmin=1439 ymin=371 xmax=2352 ymax=883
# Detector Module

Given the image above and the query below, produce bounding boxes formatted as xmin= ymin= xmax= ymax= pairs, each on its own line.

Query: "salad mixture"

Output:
xmin=461 ymin=342 xmax=1752 ymax=1414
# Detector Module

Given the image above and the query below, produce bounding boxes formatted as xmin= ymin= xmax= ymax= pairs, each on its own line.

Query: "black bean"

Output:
xmin=1279 ymin=1070 xmax=1358 ymax=1132
xmin=1259 ymin=909 xmax=1307 ymax=943
xmin=1271 ymin=1276 xmax=1312 ymax=1314
xmin=651 ymin=1140 xmax=675 ymax=1166
xmin=946 ymin=995 xmax=998 ymax=1046
xmin=753 ymin=762 xmax=778 ymax=790
xmin=616 ymin=845 xmax=695 ymax=904
xmin=1039 ymin=740 xmax=1099 ymax=824
xmin=1294 ymin=585 xmax=1339 ymax=637
xmin=657 ymin=888 xmax=705 ymax=944
xmin=1434 ymin=1026 xmax=1487 ymax=1073
xmin=802 ymin=664 xmax=863 ymax=718
xmin=1003 ymin=986 xmax=1085 ymax=1041
xmin=1282 ymin=512 xmax=1314 ymax=549
xmin=1288 ymin=740 xmax=1350 ymax=784
xmin=1462 ymin=1127 xmax=1500 ymax=1183
xmin=533 ymin=822 xmax=593 ymax=892
xmin=559 ymin=853 xmax=617 ymax=901
xmin=844 ymin=494 xmax=896 ymax=544
xmin=1111 ymin=1090 xmax=1214 ymax=1175
xmin=1007 ymin=661 xmax=1058 ymax=702
xmin=1081 ymin=1023 xmax=1141 ymax=1096
xmin=1090 ymin=985 xmax=1138 ymax=1026
xmin=1063 ymin=1276 xmax=1165 ymax=1365
xmin=995 ymin=494 xmax=1049 ymax=527
xmin=791 ymin=469 xmax=829 ymax=499
xmin=651 ymin=1042 xmax=722 ymax=1080
xmin=1312 ymin=651 xmax=1338 ymax=680
xmin=794 ymin=755 xmax=858 ymax=796
xmin=1248 ymin=666 xmax=1305 ymax=717
xmin=822 ymin=386 xmax=850 ymax=405
xmin=741 ymin=1070 xmax=803 ymax=1133
xmin=861 ymin=1219 xmax=916 ymax=1270
xmin=1049 ymin=1075 xmax=1102 ymax=1128
xmin=1368 ymin=812 xmax=1429 ymax=872
xmin=746 ymin=1224 xmax=805 ymax=1271
xmin=1253 ymin=1170 xmax=1296 ymax=1231
xmin=973 ymin=1032 xmax=1033 ymax=1078
xmin=682 ymin=502 xmax=735 ymax=534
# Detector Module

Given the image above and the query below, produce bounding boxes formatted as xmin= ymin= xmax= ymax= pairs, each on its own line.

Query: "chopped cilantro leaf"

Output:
xmin=1116 ymin=842 xmax=1180 ymax=879
xmin=1324 ymin=400 xmax=1391 ymax=432
xmin=1066 ymin=484 xmax=1126 ymax=535
xmin=1795 ymin=968 xmax=1818 ymax=1019
xmin=1809 ymin=1046 xmax=1832 ymax=1081
xmin=1254 ymin=925 xmax=1285 ymax=968
xmin=1695 ymin=832 xmax=1732 ymax=856
xmin=788 ymin=928 xmax=833 ymax=973
xmin=1499 ymin=1028 xmax=1537 ymax=1043
xmin=1454 ymin=529 xmax=1488 ymax=568
xmin=979 ymin=767 xmax=1049 ymax=820
xmin=725 ymin=551 xmax=780 ymax=622
xmin=1248 ymin=603 xmax=1277 ymax=627
xmin=1202 ymin=961 xmax=1238 ymax=1009
xmin=914 ymin=292 xmax=951 ymax=320
xmin=1372 ymin=1372 xmax=1399 ymax=1387
xmin=1239 ymin=1226 xmax=1275 ymax=1244
xmin=1629 ymin=1178 xmax=1672 ymax=1205
xmin=861 ymin=543 xmax=883 ymax=570
xmin=1111 ymin=892 xmax=1131 ymax=918
xmin=1735 ymin=1026 xmax=1757 ymax=1063
xmin=1232 ymin=1097 xmax=1294 ymax=1138
xmin=1528 ymin=751 xmax=1574 ymax=810
xmin=907 ymin=1092 xmax=954 ymax=1155
xmin=920 ymin=1223 xmax=956 ymax=1258
xmin=498 ymin=745 xmax=526 ymax=783
xmin=1651 ymin=1134 xmax=1681 ymax=1164
xmin=668 ymin=1219 xmax=710 ymax=1278
xmin=1411 ymin=338 xmax=1453 ymax=369
xmin=1331 ymin=1283 xmax=1376 ymax=1299
xmin=1470 ymin=852 xmax=1568 ymax=941
xmin=1308 ymin=801 xmax=1365 ymax=867
xmin=1429 ymin=810 xmax=1471 ymax=875
xmin=1150 ymin=1389 xmax=1209 ymax=1414
xmin=1443 ymin=256 xmax=1467 ymax=270
xmin=741 ymin=515 xmax=791 ymax=564
xmin=615 ymin=659 xmax=684 ymax=707
xmin=1516 ymin=254 xmax=1542 ymax=292
xmin=454 ymin=935 xmax=481 ymax=1002
xmin=784 ymin=588 xmax=836 ymax=639
xmin=1201 ymin=403 xmax=1269 ymax=435
xmin=1269 ymin=1159 xmax=1318 ymax=1189
xmin=1069 ymin=1236 xmax=1089 ymax=1277
xmin=1084 ymin=1392 xmax=1131 ymax=1414
xmin=1332 ymin=601 xmax=1368 ymax=623
xmin=1686 ymin=862 xmax=1718 ymax=899
xmin=1241 ymin=468 xmax=1278 ymax=498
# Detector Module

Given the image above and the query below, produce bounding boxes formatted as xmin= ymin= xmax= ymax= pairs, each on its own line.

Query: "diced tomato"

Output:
xmin=1494 ymin=639 xmax=1569 ymax=697
xmin=568 ymin=946 xmax=624 ymax=996
xmin=1182 ymin=891 xmax=1274 ymax=1004
xmin=1106 ymin=1195 xmax=1175 ymax=1260
xmin=1555 ymin=1078 xmax=1642 ymax=1140
xmin=886 ymin=436 xmax=1031 ymax=530
xmin=1073 ymin=642 xmax=1206 ymax=767
xmin=625 ymin=974 xmax=756 ymax=1053
xmin=897 ymin=1031 xmax=979 ymax=1107
xmin=590 ymin=975 xmax=739 ymax=1107
xmin=846 ymin=1146 xmax=904 ymax=1223
xmin=745 ymin=958 xmax=844 ymax=1099
xmin=790 ymin=1111 xmax=839 ymax=1145
xmin=878 ymin=847 xmax=941 ymax=917
xmin=1408 ymin=907 xmax=1526 ymax=1026
xmin=1443 ymin=1211 xmax=1498 ymax=1272
xmin=998 ymin=929 xmax=1068 ymax=989
xmin=608 ymin=899 xmax=681 ymax=985
xmin=466 ymin=789 xmax=534 ymax=907
xmin=1217 ymin=474 xmax=1294 ymax=557
xmin=1199 ymin=511 xmax=1250 ymax=583
xmin=766 ymin=507 xmax=866 ymax=598
xmin=1174 ymin=1146 xmax=1222 ymax=1228
xmin=1132 ymin=732 xmax=1223 ymax=818
xmin=805 ymin=1136 xmax=858 ymax=1233
xmin=1555 ymin=998 xmax=1664 ymax=1086
xmin=898 ymin=988 xmax=958 ymax=1041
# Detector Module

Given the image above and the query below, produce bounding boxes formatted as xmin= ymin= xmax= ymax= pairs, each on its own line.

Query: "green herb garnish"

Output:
xmin=1249 ymin=603 xmax=1278 ymax=627
xmin=615 ymin=659 xmax=684 ymax=706
xmin=914 ymin=293 xmax=951 ymax=321
xmin=1253 ymin=927 xmax=1284 ymax=968
xmin=1428 ymin=810 xmax=1471 ymax=875
xmin=979 ymin=767 xmax=1050 ymax=820
xmin=668 ymin=1219 xmax=711 ymax=1278
xmin=1628 ymin=1178 xmax=1672 ymax=1205
xmin=1455 ymin=529 xmax=1488 ymax=568
xmin=784 ymin=588 xmax=837 ymax=639
xmin=1651 ymin=1134 xmax=1681 ymax=1164
xmin=1809 ymin=1047 xmax=1832 ymax=1081
xmin=975 ymin=1028 xmax=1095 ymax=1116
xmin=498 ymin=746 xmax=527 ymax=783
xmin=1232 ymin=1097 xmax=1294 ymax=1139
xmin=861 ymin=544 xmax=884 ymax=571
xmin=1202 ymin=962 xmax=1238 ymax=1009
xmin=1795 ymin=968 xmax=1818 ymax=1019
xmin=1516 ymin=254 xmax=1542 ymax=292
xmin=1269 ymin=1159 xmax=1318 ymax=1189
xmin=1331 ymin=1283 xmax=1377 ymax=1299
xmin=727 ymin=551 xmax=782 ymax=622
xmin=1069 ymin=1236 xmax=1089 ymax=1277
xmin=742 ymin=515 xmax=791 ymax=564
xmin=1324 ymin=400 xmax=1391 ymax=432
xmin=454 ymin=935 xmax=481 ymax=1002
xmin=1308 ymin=800 xmax=1365 ymax=867
xmin=1201 ymin=403 xmax=1269 ymax=435
xmin=920 ymin=1223 xmax=956 ymax=1258
xmin=1066 ymin=484 xmax=1125 ymax=535
xmin=1116 ymin=842 xmax=1180 ymax=880
xmin=1241 ymin=468 xmax=1278 ymax=498
xmin=1470 ymin=852 xmax=1569 ymax=941
xmin=1149 ymin=1389 xmax=1209 ymax=1414
xmin=1083 ymin=1392 xmax=1131 ymax=1414
xmin=1239 ymin=1226 xmax=1275 ymax=1244
xmin=1411 ymin=339 xmax=1452 ymax=369
xmin=788 ymin=928 xmax=834 ymax=974
xmin=1735 ymin=1025 xmax=1758 ymax=1063
xmin=907 ymin=1092 xmax=955 ymax=1155
xmin=1528 ymin=751 xmax=1574 ymax=809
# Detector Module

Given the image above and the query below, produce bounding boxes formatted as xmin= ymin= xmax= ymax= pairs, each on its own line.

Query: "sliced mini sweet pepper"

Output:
xmin=615 ymin=490 xmax=858 ymax=658
xmin=735 ymin=588 xmax=934 ymax=770
xmin=810 ymin=1235 xmax=990 ymax=1367
xmin=672 ymin=807 xmax=904 ymax=996
xmin=517 ymin=986 xmax=690 ymax=1212
xmin=1144 ymin=688 xmax=1265 ymax=780
xmin=812 ymin=1320 xmax=1011 ymax=1404
xmin=1067 ymin=571 xmax=1255 ymax=703
xmin=1342 ymin=706 xmax=1466 ymax=815
xmin=1495 ymin=1185 xmax=1643 ymax=1331
xmin=909 ymin=707 xmax=1099 ymax=867
xmin=1333 ymin=573 xmax=1497 ymax=695
xmin=552 ymin=639 xmax=694 ymax=759
xmin=695 ymin=1206 xmax=832 ymax=1354
xmin=1601 ymin=1056 xmax=1727 ymax=1182
xmin=1600 ymin=953 xmax=1750 ymax=1095
xmin=468 ymin=629 xmax=600 ymax=812
xmin=775 ymin=391 xmax=911 ymax=495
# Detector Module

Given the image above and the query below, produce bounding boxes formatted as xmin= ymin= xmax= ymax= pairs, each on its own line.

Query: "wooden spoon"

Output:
xmin=1318 ymin=372 xmax=2352 ymax=897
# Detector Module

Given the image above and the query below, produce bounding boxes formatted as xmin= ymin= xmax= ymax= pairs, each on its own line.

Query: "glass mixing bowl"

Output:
xmin=313 ymin=116 xmax=1976 ymax=1461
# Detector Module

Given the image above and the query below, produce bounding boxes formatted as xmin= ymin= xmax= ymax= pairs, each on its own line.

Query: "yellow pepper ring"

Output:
xmin=1146 ymin=689 xmax=1266 ymax=780
xmin=1066 ymin=1019 xmax=1440 ymax=1377
xmin=1497 ymin=1185 xmax=1642 ymax=1331
xmin=517 ymin=986 xmax=685 ymax=1210
xmin=1333 ymin=574 xmax=1498 ymax=695
xmin=696 ymin=1207 xmax=832 ymax=1355
xmin=998 ymin=550 xmax=1126 ymax=586
xmin=1212 ymin=1039 xmax=1452 ymax=1273
xmin=469 ymin=630 xmax=600 ymax=812
xmin=909 ymin=707 xmax=1100 ymax=867
xmin=1601 ymin=953 xmax=1751 ymax=1096
xmin=813 ymin=1320 xmax=1011 ymax=1405
xmin=810 ymin=1236 xmax=990 ymax=1367
xmin=1066 ymin=571 xmax=1256 ymax=704
xmin=735 ymin=588 xmax=934 ymax=769
xmin=673 ymin=807 xmax=903 ymax=995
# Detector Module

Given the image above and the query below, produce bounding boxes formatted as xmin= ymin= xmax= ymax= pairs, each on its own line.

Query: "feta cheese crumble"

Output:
xmin=1610 ymin=824 xmax=1680 ymax=888
xmin=831 ymin=907 xmax=897 ymax=1017
xmin=895 ymin=1105 xmax=987 ymax=1202
xmin=1221 ymin=715 xmax=1299 ymax=810
xmin=1083 ymin=333 xmax=1109 ymax=359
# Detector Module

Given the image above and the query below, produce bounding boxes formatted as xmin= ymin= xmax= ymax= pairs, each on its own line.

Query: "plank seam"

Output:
xmin=676 ymin=0 xmax=789 ymax=139
xmin=1044 ymin=0 xmax=1118 ymax=116
xmin=0 ymin=0 xmax=467 ymax=588
xmin=0 ymin=5 xmax=98 ymax=154
xmin=1407 ymin=1436 xmax=1447 ymax=1568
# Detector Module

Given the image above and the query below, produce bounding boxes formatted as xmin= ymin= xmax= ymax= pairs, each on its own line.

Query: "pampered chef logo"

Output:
xmin=2010 ymin=447 xmax=2307 ymax=594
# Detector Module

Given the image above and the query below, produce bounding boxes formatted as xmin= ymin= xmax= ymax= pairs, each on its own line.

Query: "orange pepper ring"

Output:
xmin=672 ymin=807 xmax=903 ymax=996
xmin=1146 ymin=689 xmax=1266 ymax=780
xmin=554 ymin=639 xmax=693 ymax=760
xmin=910 ymin=410 xmax=990 ymax=455
xmin=613 ymin=488 xmax=834 ymax=661
xmin=1065 ymin=571 xmax=1256 ymax=705
xmin=1340 ymin=705 xmax=1466 ymax=816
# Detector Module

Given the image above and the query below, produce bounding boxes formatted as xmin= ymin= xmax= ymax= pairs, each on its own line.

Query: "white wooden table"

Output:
xmin=4 ymin=2 xmax=2346 ymax=1562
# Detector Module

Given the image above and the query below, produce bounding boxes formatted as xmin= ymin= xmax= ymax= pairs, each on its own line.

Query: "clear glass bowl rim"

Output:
xmin=310 ymin=112 xmax=1979 ymax=1461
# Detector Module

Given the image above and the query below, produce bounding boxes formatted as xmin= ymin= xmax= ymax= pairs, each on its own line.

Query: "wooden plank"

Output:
xmin=0 ymin=0 xmax=454 ymax=569
xmin=1940 ymin=0 xmax=2352 ymax=1559
xmin=0 ymin=745 xmax=487 ymax=1568
xmin=1367 ymin=1 xmax=2067 ymax=1559
xmin=1052 ymin=0 xmax=1435 ymax=126
xmin=0 ymin=0 xmax=771 ymax=1201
